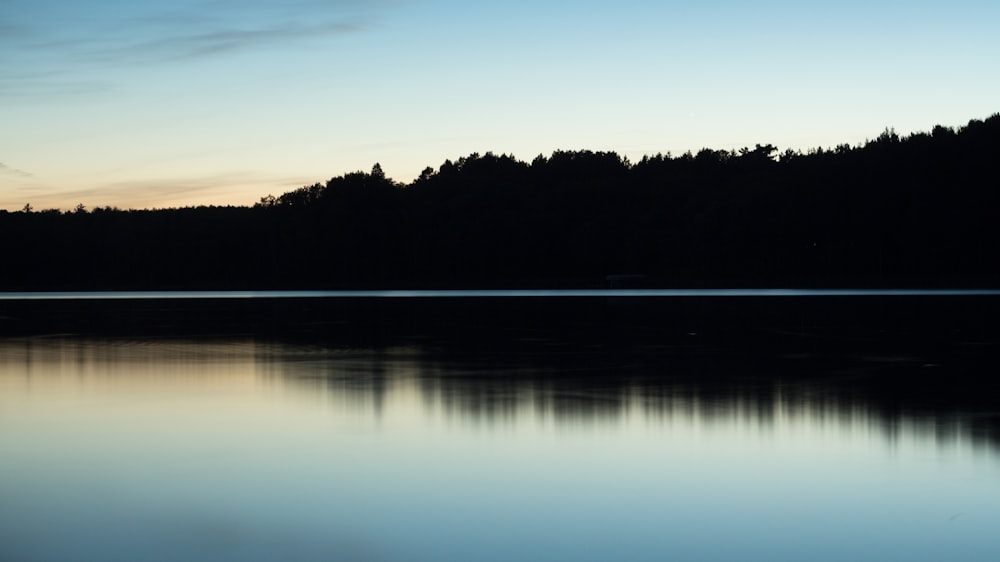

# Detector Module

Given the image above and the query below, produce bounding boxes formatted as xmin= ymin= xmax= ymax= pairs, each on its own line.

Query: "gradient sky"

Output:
xmin=2 ymin=0 xmax=998 ymax=210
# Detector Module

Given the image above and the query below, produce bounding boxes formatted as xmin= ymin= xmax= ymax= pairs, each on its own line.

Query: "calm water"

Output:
xmin=3 ymin=288 xmax=1000 ymax=299
xmin=2 ymin=335 xmax=999 ymax=562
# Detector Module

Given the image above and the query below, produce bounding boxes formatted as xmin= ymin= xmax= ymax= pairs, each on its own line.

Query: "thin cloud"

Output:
xmin=1 ymin=171 xmax=317 ymax=211
xmin=0 ymin=162 xmax=33 ymax=178
xmin=2 ymin=0 xmax=380 ymax=95
xmin=117 ymin=21 xmax=363 ymax=63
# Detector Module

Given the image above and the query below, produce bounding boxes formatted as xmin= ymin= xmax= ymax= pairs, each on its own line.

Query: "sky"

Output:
xmin=2 ymin=0 xmax=998 ymax=210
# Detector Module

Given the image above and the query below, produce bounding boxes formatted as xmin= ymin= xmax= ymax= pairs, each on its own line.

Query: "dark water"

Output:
xmin=1 ymin=295 xmax=999 ymax=561
xmin=3 ymin=288 xmax=1000 ymax=299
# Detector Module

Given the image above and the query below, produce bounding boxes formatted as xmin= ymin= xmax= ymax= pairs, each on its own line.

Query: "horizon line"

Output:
xmin=3 ymin=289 xmax=1000 ymax=300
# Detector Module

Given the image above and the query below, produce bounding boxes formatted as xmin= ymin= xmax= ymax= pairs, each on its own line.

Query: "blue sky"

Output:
xmin=2 ymin=0 xmax=998 ymax=210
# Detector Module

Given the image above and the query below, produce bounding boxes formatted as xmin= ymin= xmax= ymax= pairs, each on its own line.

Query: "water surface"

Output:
xmin=2 ymin=336 xmax=998 ymax=561
xmin=2 ymin=288 xmax=1000 ymax=299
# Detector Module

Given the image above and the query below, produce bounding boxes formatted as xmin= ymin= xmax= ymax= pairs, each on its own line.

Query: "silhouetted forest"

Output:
xmin=2 ymin=114 xmax=998 ymax=290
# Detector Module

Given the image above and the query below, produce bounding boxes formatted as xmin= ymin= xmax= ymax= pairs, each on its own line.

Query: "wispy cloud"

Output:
xmin=2 ymin=0 xmax=380 ymax=96
xmin=0 ymin=162 xmax=34 ymax=178
xmin=0 ymin=170 xmax=317 ymax=211
xmin=107 ymin=21 xmax=363 ymax=64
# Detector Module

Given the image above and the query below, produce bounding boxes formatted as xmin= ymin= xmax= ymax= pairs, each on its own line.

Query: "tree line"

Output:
xmin=2 ymin=114 xmax=998 ymax=290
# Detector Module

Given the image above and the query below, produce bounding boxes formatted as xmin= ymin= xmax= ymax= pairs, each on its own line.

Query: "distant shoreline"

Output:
xmin=3 ymin=288 xmax=1000 ymax=300
xmin=3 ymin=114 xmax=998 ymax=291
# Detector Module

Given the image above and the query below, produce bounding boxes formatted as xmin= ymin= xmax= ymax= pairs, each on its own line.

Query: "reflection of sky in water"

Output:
xmin=1 ymin=338 xmax=999 ymax=562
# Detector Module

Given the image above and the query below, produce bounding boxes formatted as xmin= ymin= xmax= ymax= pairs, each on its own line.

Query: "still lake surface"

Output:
xmin=1 ymin=293 xmax=999 ymax=561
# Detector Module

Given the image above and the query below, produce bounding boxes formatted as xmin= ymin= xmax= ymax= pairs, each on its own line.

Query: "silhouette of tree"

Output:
xmin=2 ymin=113 xmax=998 ymax=290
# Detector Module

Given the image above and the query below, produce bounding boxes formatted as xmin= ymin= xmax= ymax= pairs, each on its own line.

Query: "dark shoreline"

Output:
xmin=3 ymin=292 xmax=998 ymax=348
xmin=4 ymin=114 xmax=999 ymax=292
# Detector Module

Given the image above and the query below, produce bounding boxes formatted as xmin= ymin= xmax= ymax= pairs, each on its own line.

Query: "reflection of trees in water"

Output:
xmin=255 ymin=345 xmax=410 ymax=416
xmin=266 ymin=343 xmax=1000 ymax=453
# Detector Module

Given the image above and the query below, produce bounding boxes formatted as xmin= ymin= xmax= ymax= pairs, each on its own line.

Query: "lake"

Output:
xmin=1 ymin=294 xmax=999 ymax=561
